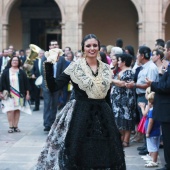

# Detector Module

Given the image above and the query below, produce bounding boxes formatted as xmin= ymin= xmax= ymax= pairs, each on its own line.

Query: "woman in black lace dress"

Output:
xmin=34 ymin=34 xmax=126 ymax=170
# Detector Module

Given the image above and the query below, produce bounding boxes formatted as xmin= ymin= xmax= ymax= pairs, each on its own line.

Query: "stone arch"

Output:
xmin=163 ymin=0 xmax=170 ymax=23
xmin=81 ymin=0 xmax=139 ymax=51
xmin=130 ymin=0 xmax=143 ymax=23
xmin=2 ymin=0 xmax=17 ymax=24
xmin=2 ymin=0 xmax=65 ymax=24
xmin=163 ymin=0 xmax=170 ymax=40
xmin=78 ymin=0 xmax=90 ymax=23
xmin=79 ymin=0 xmax=142 ymax=23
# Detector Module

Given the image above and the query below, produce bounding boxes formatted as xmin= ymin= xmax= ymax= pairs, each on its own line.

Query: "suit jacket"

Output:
xmin=56 ymin=56 xmax=69 ymax=78
xmin=32 ymin=58 xmax=41 ymax=78
xmin=151 ymin=65 xmax=170 ymax=122
xmin=20 ymin=56 xmax=26 ymax=65
xmin=0 ymin=56 xmax=10 ymax=73
xmin=0 ymin=68 xmax=30 ymax=96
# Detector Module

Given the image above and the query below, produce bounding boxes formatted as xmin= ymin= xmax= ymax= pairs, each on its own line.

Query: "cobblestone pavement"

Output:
xmin=0 ymin=101 xmax=165 ymax=170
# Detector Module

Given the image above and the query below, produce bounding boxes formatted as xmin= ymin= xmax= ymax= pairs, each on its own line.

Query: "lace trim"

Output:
xmin=64 ymin=58 xmax=112 ymax=99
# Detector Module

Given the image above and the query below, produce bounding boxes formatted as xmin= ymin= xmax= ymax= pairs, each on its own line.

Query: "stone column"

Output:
xmin=142 ymin=0 xmax=163 ymax=49
xmin=22 ymin=18 xmax=30 ymax=49
xmin=137 ymin=22 xmax=143 ymax=46
xmin=78 ymin=22 xmax=83 ymax=50
xmin=162 ymin=22 xmax=167 ymax=40
xmin=60 ymin=22 xmax=65 ymax=49
xmin=63 ymin=0 xmax=79 ymax=52
xmin=2 ymin=23 xmax=9 ymax=49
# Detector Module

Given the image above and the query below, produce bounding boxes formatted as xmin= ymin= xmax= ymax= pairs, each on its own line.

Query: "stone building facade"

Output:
xmin=0 ymin=0 xmax=170 ymax=52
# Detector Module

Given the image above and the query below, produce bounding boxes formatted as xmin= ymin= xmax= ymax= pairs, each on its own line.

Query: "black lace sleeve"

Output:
xmin=43 ymin=62 xmax=70 ymax=92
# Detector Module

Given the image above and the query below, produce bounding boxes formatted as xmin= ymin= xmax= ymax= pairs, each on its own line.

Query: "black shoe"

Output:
xmin=58 ymin=104 xmax=64 ymax=110
xmin=44 ymin=127 xmax=50 ymax=132
xmin=159 ymin=144 xmax=164 ymax=149
xmin=138 ymin=149 xmax=149 ymax=155
xmin=33 ymin=107 xmax=39 ymax=111
xmin=137 ymin=146 xmax=146 ymax=151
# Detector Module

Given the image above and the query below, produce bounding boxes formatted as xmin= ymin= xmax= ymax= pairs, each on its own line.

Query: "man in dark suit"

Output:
xmin=41 ymin=40 xmax=68 ymax=132
xmin=19 ymin=49 xmax=26 ymax=66
xmin=146 ymin=40 xmax=170 ymax=170
xmin=31 ymin=49 xmax=44 ymax=111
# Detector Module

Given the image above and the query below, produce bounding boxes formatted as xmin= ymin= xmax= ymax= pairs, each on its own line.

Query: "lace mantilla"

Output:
xmin=64 ymin=58 xmax=112 ymax=99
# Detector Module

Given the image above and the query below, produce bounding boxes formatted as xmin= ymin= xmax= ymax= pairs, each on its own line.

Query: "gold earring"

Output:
xmin=83 ymin=53 xmax=86 ymax=58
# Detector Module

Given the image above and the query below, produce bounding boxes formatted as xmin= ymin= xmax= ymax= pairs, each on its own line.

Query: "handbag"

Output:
xmin=2 ymin=90 xmax=9 ymax=100
xmin=137 ymin=116 xmax=146 ymax=134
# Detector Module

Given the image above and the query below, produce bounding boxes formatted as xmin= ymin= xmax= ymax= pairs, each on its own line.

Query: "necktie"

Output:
xmin=39 ymin=59 xmax=41 ymax=74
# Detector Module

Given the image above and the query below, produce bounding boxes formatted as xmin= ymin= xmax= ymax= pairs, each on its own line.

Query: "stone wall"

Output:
xmin=0 ymin=0 xmax=170 ymax=52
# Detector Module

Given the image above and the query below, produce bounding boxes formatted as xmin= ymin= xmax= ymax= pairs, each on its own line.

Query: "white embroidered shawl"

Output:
xmin=64 ymin=58 xmax=112 ymax=99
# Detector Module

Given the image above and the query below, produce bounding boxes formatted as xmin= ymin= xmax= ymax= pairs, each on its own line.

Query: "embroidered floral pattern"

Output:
xmin=64 ymin=58 xmax=112 ymax=99
xmin=34 ymin=100 xmax=76 ymax=170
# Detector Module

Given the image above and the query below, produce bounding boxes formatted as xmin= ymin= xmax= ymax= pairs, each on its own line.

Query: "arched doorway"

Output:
xmin=165 ymin=4 xmax=170 ymax=41
xmin=8 ymin=0 xmax=62 ymax=50
xmin=82 ymin=0 xmax=138 ymax=51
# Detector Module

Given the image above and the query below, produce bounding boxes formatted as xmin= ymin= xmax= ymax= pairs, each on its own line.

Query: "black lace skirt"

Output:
xmin=63 ymin=98 xmax=126 ymax=170
xmin=34 ymin=98 xmax=126 ymax=170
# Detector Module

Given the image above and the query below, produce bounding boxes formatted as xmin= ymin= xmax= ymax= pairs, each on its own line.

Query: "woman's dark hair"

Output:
xmin=117 ymin=53 xmax=133 ymax=67
xmin=99 ymin=52 xmax=108 ymax=64
xmin=116 ymin=38 xmax=123 ymax=48
xmin=125 ymin=45 xmax=136 ymax=67
xmin=9 ymin=56 xmax=22 ymax=68
xmin=155 ymin=39 xmax=165 ymax=48
xmin=125 ymin=45 xmax=135 ymax=57
xmin=81 ymin=34 xmax=100 ymax=52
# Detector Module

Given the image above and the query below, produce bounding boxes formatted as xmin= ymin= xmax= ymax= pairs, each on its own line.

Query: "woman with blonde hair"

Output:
xmin=138 ymin=88 xmax=160 ymax=168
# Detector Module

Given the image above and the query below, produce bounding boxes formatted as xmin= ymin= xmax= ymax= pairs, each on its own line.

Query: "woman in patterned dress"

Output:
xmin=34 ymin=34 xmax=126 ymax=170
xmin=111 ymin=53 xmax=136 ymax=147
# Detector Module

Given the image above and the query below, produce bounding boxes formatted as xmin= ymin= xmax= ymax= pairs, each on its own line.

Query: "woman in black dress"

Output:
xmin=34 ymin=34 xmax=126 ymax=170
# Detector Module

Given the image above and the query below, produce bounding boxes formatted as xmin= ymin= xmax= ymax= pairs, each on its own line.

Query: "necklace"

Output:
xmin=86 ymin=60 xmax=99 ymax=77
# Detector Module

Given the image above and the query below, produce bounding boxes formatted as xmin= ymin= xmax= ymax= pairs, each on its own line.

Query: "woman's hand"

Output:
xmin=145 ymin=77 xmax=152 ymax=86
xmin=146 ymin=133 xmax=150 ymax=138
xmin=125 ymin=81 xmax=135 ymax=88
xmin=112 ymin=79 xmax=126 ymax=87
xmin=26 ymin=94 xmax=30 ymax=101
xmin=0 ymin=92 xmax=4 ymax=99
xmin=138 ymin=102 xmax=145 ymax=108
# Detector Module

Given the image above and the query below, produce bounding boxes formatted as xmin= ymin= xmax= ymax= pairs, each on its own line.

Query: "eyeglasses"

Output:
xmin=51 ymin=43 xmax=58 ymax=46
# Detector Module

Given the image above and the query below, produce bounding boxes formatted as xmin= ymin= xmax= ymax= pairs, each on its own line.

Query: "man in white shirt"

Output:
xmin=126 ymin=46 xmax=159 ymax=155
xmin=32 ymin=49 xmax=44 ymax=111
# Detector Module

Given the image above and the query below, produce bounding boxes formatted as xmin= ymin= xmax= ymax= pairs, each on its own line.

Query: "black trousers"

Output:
xmin=161 ymin=122 xmax=170 ymax=169
xmin=33 ymin=81 xmax=40 ymax=108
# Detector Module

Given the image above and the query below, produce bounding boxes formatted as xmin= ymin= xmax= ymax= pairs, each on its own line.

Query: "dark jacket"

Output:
xmin=32 ymin=58 xmax=41 ymax=78
xmin=151 ymin=65 xmax=170 ymax=122
xmin=0 ymin=68 xmax=30 ymax=97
